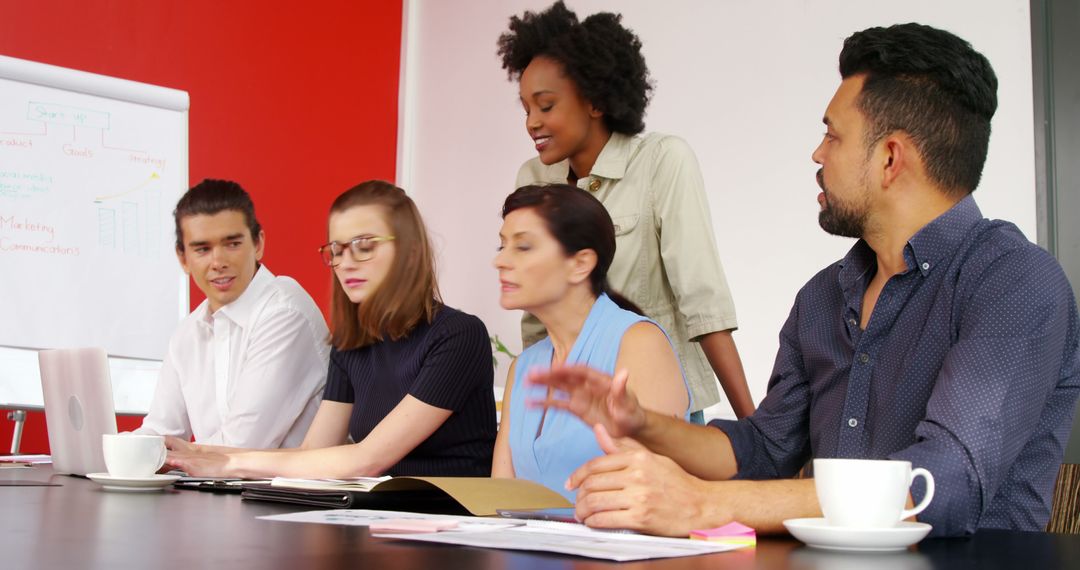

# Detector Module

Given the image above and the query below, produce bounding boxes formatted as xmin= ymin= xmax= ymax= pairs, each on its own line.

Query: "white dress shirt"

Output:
xmin=136 ymin=265 xmax=330 ymax=448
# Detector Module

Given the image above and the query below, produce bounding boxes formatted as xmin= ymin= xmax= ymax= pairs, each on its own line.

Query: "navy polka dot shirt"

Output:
xmin=712 ymin=195 xmax=1080 ymax=537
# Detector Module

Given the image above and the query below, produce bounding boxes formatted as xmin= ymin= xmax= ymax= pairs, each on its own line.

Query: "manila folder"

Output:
xmin=373 ymin=477 xmax=571 ymax=516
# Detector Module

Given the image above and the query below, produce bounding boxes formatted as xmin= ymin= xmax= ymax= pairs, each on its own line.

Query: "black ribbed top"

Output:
xmin=323 ymin=304 xmax=496 ymax=476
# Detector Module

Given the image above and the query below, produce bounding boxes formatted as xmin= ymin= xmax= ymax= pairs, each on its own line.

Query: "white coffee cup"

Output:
xmin=102 ymin=434 xmax=167 ymax=478
xmin=814 ymin=458 xmax=934 ymax=528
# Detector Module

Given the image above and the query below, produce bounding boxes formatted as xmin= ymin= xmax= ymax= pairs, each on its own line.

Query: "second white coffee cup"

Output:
xmin=102 ymin=434 xmax=166 ymax=478
xmin=814 ymin=458 xmax=934 ymax=528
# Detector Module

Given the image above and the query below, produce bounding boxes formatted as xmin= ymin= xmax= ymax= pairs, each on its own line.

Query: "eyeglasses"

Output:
xmin=318 ymin=235 xmax=395 ymax=267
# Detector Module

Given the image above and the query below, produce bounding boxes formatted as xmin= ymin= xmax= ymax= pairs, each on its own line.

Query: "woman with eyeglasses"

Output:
xmin=166 ymin=180 xmax=497 ymax=478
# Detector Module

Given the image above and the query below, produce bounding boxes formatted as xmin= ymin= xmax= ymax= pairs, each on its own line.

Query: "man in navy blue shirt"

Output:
xmin=528 ymin=23 xmax=1080 ymax=537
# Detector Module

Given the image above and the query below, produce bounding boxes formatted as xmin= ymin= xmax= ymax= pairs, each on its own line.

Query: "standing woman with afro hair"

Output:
xmin=497 ymin=1 xmax=754 ymax=421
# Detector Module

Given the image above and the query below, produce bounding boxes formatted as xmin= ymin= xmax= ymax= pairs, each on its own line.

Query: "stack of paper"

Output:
xmin=259 ymin=509 xmax=750 ymax=562
xmin=269 ymin=476 xmax=390 ymax=491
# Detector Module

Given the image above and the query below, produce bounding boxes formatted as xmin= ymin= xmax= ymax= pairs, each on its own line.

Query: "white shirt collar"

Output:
xmin=200 ymin=265 xmax=275 ymax=329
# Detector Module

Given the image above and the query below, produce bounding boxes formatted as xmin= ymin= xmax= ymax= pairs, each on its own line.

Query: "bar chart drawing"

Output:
xmin=97 ymin=208 xmax=116 ymax=247
xmin=95 ymin=172 xmax=161 ymax=257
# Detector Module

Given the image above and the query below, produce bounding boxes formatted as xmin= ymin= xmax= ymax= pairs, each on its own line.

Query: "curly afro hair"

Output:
xmin=496 ymin=1 xmax=653 ymax=135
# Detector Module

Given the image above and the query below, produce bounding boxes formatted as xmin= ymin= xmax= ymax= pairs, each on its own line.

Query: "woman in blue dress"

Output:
xmin=491 ymin=184 xmax=690 ymax=500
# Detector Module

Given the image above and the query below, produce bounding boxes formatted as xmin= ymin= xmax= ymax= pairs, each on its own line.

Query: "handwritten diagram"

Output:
xmin=1 ymin=100 xmax=170 ymax=258
xmin=0 ymin=58 xmax=187 ymax=361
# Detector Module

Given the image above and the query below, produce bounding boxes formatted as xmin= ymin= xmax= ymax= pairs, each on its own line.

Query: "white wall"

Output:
xmin=398 ymin=0 xmax=1036 ymax=419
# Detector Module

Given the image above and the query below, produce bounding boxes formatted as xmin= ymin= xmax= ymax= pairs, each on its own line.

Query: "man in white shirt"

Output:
xmin=136 ymin=179 xmax=329 ymax=448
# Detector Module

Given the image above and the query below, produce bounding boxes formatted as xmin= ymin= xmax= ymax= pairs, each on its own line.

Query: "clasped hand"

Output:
xmin=565 ymin=424 xmax=717 ymax=536
xmin=526 ymin=365 xmax=724 ymax=536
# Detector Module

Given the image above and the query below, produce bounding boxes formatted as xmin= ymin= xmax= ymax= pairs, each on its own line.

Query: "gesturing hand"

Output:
xmin=526 ymin=365 xmax=646 ymax=439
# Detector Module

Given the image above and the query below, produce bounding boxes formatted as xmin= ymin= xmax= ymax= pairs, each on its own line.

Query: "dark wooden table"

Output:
xmin=2 ymin=466 xmax=1077 ymax=569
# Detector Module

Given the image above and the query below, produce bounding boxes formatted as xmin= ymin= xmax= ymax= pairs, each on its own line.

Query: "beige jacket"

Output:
xmin=515 ymin=132 xmax=738 ymax=411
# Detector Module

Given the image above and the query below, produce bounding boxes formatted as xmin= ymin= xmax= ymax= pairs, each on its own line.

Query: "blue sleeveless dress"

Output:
xmin=508 ymin=294 xmax=692 ymax=501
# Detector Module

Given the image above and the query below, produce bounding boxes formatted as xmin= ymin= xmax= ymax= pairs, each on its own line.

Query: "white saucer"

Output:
xmin=783 ymin=518 xmax=932 ymax=552
xmin=86 ymin=473 xmax=181 ymax=492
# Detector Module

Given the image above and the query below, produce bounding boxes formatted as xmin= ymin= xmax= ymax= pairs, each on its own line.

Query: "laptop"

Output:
xmin=38 ymin=347 xmax=118 ymax=475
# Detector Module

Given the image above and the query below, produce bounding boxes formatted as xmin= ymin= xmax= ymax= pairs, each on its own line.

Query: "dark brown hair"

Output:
xmin=329 ymin=181 xmax=441 ymax=350
xmin=173 ymin=179 xmax=262 ymax=251
xmin=502 ymin=184 xmax=642 ymax=315
xmin=839 ymin=23 xmax=997 ymax=195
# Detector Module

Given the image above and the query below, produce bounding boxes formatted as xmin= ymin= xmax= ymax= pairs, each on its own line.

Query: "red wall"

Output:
xmin=0 ymin=0 xmax=403 ymax=453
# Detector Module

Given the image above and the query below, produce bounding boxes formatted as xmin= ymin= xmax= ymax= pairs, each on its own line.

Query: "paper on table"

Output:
xmin=2 ymin=454 xmax=52 ymax=464
xmin=381 ymin=526 xmax=743 ymax=562
xmin=269 ymin=476 xmax=391 ymax=491
xmin=520 ymin=519 xmax=637 ymax=535
xmin=258 ymin=509 xmax=746 ymax=562
xmin=0 ymin=462 xmax=32 ymax=469
xmin=258 ymin=509 xmax=520 ymax=531
xmin=369 ymin=518 xmax=461 ymax=534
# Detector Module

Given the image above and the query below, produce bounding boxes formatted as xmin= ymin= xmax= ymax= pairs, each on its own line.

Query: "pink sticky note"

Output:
xmin=370 ymin=519 xmax=459 ymax=534
xmin=690 ymin=522 xmax=756 ymax=544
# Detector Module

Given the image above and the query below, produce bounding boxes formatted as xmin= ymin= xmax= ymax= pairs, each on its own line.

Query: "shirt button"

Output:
xmin=847 ymin=318 xmax=857 ymax=327
xmin=859 ymin=353 xmax=870 ymax=364
xmin=921 ymin=262 xmax=930 ymax=271
xmin=848 ymin=418 xmax=858 ymax=428
xmin=588 ymin=178 xmax=601 ymax=192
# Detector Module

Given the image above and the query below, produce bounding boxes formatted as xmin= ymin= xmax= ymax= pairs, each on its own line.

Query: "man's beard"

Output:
xmin=817 ymin=169 xmax=869 ymax=239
